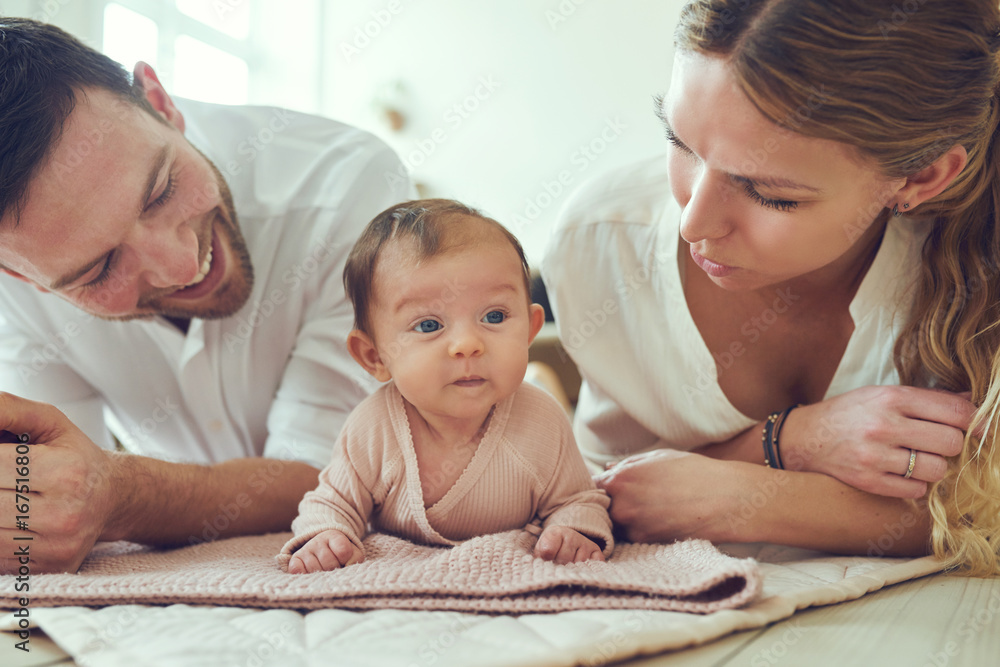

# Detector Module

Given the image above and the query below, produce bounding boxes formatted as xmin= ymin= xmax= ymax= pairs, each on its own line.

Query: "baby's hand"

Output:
xmin=534 ymin=525 xmax=605 ymax=564
xmin=287 ymin=529 xmax=364 ymax=574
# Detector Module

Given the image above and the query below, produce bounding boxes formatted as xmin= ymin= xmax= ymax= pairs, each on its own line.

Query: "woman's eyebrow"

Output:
xmin=654 ymin=93 xmax=822 ymax=194
xmin=745 ymin=175 xmax=822 ymax=193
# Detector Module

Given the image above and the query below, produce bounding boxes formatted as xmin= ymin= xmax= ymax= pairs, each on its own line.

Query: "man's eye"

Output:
xmin=483 ymin=311 xmax=505 ymax=324
xmin=147 ymin=174 xmax=176 ymax=211
xmin=414 ymin=320 xmax=442 ymax=333
xmin=82 ymin=253 xmax=118 ymax=291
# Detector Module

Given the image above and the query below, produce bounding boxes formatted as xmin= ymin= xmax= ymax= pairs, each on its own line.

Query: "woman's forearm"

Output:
xmin=693 ymin=422 xmax=765 ymax=464
xmin=597 ymin=451 xmax=931 ymax=556
xmin=721 ymin=461 xmax=931 ymax=556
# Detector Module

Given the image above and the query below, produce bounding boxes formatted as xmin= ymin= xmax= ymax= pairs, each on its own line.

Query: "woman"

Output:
xmin=542 ymin=0 xmax=1000 ymax=575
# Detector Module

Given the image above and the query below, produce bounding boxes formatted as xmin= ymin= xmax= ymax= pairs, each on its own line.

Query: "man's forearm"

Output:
xmin=102 ymin=453 xmax=320 ymax=545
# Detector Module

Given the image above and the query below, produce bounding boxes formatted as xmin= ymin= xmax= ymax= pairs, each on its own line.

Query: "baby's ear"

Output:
xmin=527 ymin=303 xmax=545 ymax=344
xmin=347 ymin=330 xmax=391 ymax=382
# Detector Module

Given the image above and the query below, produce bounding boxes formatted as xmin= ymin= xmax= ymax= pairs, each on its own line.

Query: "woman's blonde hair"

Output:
xmin=676 ymin=0 xmax=1000 ymax=575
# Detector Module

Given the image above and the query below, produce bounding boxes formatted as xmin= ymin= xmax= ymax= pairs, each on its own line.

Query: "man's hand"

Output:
xmin=0 ymin=392 xmax=120 ymax=574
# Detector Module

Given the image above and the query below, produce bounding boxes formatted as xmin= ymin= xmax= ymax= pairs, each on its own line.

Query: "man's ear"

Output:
xmin=527 ymin=303 xmax=545 ymax=345
xmin=347 ymin=329 xmax=391 ymax=382
xmin=0 ymin=268 xmax=49 ymax=294
xmin=893 ymin=144 xmax=968 ymax=213
xmin=132 ymin=61 xmax=185 ymax=132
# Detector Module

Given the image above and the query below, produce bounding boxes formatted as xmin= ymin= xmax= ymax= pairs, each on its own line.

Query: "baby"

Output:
xmin=279 ymin=198 xmax=613 ymax=573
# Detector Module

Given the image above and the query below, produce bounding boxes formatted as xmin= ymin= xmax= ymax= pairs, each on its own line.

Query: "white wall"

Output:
xmin=321 ymin=1 xmax=685 ymax=263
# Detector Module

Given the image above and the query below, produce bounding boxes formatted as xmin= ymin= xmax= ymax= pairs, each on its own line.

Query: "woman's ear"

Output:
xmin=893 ymin=144 xmax=968 ymax=213
xmin=132 ymin=61 xmax=185 ymax=132
xmin=347 ymin=330 xmax=391 ymax=382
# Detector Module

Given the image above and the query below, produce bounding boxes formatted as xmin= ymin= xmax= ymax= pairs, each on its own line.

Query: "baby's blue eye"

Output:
xmin=414 ymin=320 xmax=441 ymax=333
xmin=483 ymin=311 xmax=505 ymax=324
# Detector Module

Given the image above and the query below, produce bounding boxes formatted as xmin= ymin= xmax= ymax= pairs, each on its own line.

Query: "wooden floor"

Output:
xmin=3 ymin=573 xmax=998 ymax=667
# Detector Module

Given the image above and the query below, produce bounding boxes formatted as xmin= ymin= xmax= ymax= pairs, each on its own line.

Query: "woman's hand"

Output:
xmin=594 ymin=450 xmax=749 ymax=544
xmin=779 ymin=385 xmax=974 ymax=498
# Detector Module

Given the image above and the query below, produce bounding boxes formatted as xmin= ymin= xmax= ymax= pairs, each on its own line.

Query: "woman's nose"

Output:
xmin=678 ymin=171 xmax=736 ymax=244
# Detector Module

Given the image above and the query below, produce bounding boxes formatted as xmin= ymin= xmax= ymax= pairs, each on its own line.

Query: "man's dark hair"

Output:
xmin=344 ymin=198 xmax=532 ymax=337
xmin=0 ymin=17 xmax=156 ymax=224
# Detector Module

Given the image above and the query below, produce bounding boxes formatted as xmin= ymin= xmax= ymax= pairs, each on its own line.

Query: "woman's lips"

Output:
xmin=690 ymin=246 xmax=736 ymax=278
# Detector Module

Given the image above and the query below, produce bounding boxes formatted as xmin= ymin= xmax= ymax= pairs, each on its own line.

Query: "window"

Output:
xmin=99 ymin=1 xmax=263 ymax=107
xmin=102 ymin=3 xmax=159 ymax=71
xmin=175 ymin=0 xmax=249 ymax=39
xmin=172 ymin=35 xmax=249 ymax=105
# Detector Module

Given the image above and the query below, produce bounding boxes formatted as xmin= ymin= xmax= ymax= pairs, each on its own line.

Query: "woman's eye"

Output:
xmin=414 ymin=320 xmax=441 ymax=333
xmin=483 ymin=311 xmax=505 ymax=324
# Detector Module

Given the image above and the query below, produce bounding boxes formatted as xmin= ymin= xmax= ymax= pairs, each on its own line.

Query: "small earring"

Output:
xmin=892 ymin=204 xmax=900 ymax=217
xmin=903 ymin=203 xmax=910 ymax=209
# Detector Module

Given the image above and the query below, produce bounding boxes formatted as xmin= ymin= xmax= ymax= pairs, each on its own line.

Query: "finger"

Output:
xmin=534 ymin=530 xmax=563 ymax=561
xmin=287 ymin=555 xmax=305 ymax=574
xmin=874 ymin=473 xmax=929 ymax=500
xmin=896 ymin=419 xmax=966 ymax=458
xmin=578 ymin=544 xmax=604 ymax=562
xmin=0 ymin=393 xmax=70 ymax=441
xmin=316 ymin=543 xmax=345 ymax=570
xmin=569 ymin=543 xmax=595 ymax=563
xmin=329 ymin=534 xmax=362 ymax=567
xmin=555 ymin=539 xmax=581 ymax=565
xmin=899 ymin=449 xmax=948 ymax=484
xmin=297 ymin=549 xmax=323 ymax=573
xmin=896 ymin=387 xmax=975 ymax=431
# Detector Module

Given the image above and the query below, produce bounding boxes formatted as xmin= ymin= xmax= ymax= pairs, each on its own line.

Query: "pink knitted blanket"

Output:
xmin=1 ymin=531 xmax=761 ymax=614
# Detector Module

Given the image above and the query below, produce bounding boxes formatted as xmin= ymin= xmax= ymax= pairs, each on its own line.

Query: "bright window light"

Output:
xmin=172 ymin=35 xmax=249 ymax=105
xmin=176 ymin=0 xmax=250 ymax=39
xmin=102 ymin=3 xmax=159 ymax=70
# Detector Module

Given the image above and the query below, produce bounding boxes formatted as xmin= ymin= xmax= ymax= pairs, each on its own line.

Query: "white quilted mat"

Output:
xmin=14 ymin=544 xmax=946 ymax=667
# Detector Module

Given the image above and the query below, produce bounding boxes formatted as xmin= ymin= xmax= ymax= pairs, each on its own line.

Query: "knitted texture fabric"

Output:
xmin=1 ymin=531 xmax=761 ymax=614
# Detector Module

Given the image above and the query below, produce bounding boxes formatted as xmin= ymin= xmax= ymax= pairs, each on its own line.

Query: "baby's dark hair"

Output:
xmin=343 ymin=198 xmax=531 ymax=336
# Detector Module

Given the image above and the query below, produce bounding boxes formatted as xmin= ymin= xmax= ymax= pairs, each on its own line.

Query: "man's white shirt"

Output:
xmin=0 ymin=98 xmax=410 ymax=468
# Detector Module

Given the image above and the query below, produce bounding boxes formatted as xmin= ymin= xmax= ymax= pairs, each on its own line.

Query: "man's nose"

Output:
xmin=131 ymin=222 xmax=202 ymax=289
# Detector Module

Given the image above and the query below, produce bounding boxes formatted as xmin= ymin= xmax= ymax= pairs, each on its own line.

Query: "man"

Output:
xmin=0 ymin=18 xmax=409 ymax=573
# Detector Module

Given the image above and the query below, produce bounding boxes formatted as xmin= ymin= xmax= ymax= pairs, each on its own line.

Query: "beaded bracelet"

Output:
xmin=761 ymin=405 xmax=798 ymax=469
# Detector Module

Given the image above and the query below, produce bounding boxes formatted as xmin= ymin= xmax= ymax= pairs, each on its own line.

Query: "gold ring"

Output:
xmin=904 ymin=449 xmax=917 ymax=479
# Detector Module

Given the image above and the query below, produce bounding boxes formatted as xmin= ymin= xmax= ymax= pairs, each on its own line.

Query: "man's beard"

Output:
xmin=104 ymin=150 xmax=255 ymax=323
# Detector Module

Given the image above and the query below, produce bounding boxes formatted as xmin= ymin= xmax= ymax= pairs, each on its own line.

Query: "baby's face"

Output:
xmin=367 ymin=225 xmax=543 ymax=425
